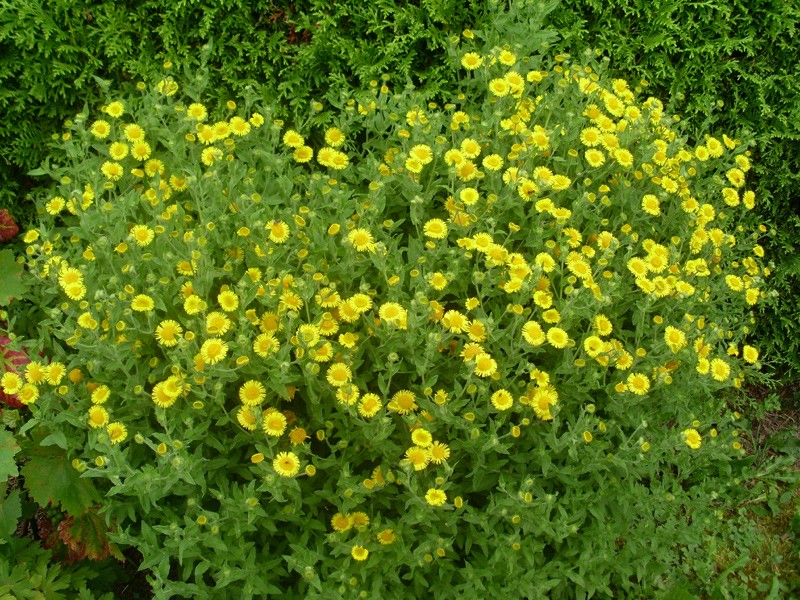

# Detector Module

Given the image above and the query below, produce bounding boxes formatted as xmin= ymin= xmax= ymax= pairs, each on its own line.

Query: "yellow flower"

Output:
xmin=0 ymin=372 xmax=22 ymax=395
xmin=461 ymin=52 xmax=483 ymax=70
xmin=268 ymin=220 xmax=291 ymax=244
xmin=324 ymin=127 xmax=345 ymax=147
xmin=532 ymin=386 xmax=558 ymax=420
xmin=104 ymin=101 xmax=124 ymax=118
xmin=585 ymin=149 xmax=605 ymax=167
xmin=289 ymin=427 xmax=309 ymax=445
xmin=626 ymin=372 xmax=651 ymax=395
xmin=200 ymin=338 xmax=229 ymax=364
xmin=491 ymin=389 xmax=514 ymax=410
xmin=376 ymin=529 xmax=396 ymax=545
xmin=326 ymin=362 xmax=351 ymax=387
xmin=520 ymin=318 xmax=547 ymax=346
xmin=378 ymin=302 xmax=407 ymax=327
xmin=405 ymin=446 xmax=430 ymax=470
xmin=107 ymin=422 xmax=128 ymax=444
xmin=239 ymin=380 xmax=266 ymax=406
xmin=423 ymin=219 xmax=448 ymax=239
xmin=442 ymin=310 xmax=469 ymax=333
xmin=282 ymin=130 xmax=304 ymax=148
xmin=88 ymin=406 xmax=109 ymax=428
xmin=489 ymin=78 xmax=510 ymax=97
xmin=187 ymin=103 xmax=208 ymax=121
xmin=109 ymin=141 xmax=128 ymax=160
xmin=683 ymin=428 xmax=702 ymax=449
xmin=205 ymin=312 xmax=231 ymax=336
xmin=236 ymin=406 xmax=259 ymax=430
xmin=253 ymin=333 xmax=280 ymax=357
xmin=424 ymin=488 xmax=447 ymax=506
xmin=331 ymin=513 xmax=352 ymax=533
xmin=217 ymin=290 xmax=239 ymax=312
xmin=358 ymin=393 xmax=383 ymax=418
xmin=131 ymin=294 xmax=155 ymax=312
xmin=664 ymin=326 xmax=687 ymax=353
xmin=17 ymin=384 xmax=39 ymax=405
xmin=389 ymin=389 xmax=417 ymax=414
xmin=641 ymin=194 xmax=660 ymax=216
xmin=710 ymin=358 xmax=730 ymax=381
xmin=263 ymin=411 xmax=288 ymax=437
xmin=411 ymin=429 xmax=433 ymax=447
xmin=91 ymin=384 xmax=111 ymax=405
xmin=546 ymin=327 xmax=570 ymax=349
xmin=429 ymin=441 xmax=450 ymax=464
xmin=351 ymin=546 xmax=369 ymax=561
xmin=742 ymin=345 xmax=759 ymax=364
xmin=273 ymin=451 xmax=300 ymax=477
xmin=44 ymin=362 xmax=66 ymax=385
xmin=293 ymin=145 xmax=313 ymax=163
xmin=101 ymin=161 xmax=124 ymax=180
xmin=347 ymin=228 xmax=376 ymax=252
xmin=90 ymin=120 xmax=111 ymax=138
xmin=123 ymin=124 xmax=145 ymax=142
xmin=474 ymin=353 xmax=498 ymax=378
xmin=130 ymin=225 xmax=154 ymax=246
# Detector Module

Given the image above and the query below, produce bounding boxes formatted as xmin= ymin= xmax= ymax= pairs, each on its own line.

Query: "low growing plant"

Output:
xmin=5 ymin=22 xmax=777 ymax=598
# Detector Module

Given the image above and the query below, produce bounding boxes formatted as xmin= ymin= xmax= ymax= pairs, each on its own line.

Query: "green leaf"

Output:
xmin=0 ymin=429 xmax=20 ymax=480
xmin=0 ymin=250 xmax=27 ymax=306
xmin=0 ymin=486 xmax=21 ymax=542
xmin=39 ymin=431 xmax=68 ymax=450
xmin=21 ymin=448 xmax=100 ymax=516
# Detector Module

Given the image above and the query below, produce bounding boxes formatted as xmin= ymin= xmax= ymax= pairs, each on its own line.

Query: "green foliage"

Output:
xmin=20 ymin=442 xmax=101 ymax=517
xmin=0 ymin=538 xmax=116 ymax=600
xmin=0 ymin=428 xmax=19 ymax=480
xmin=545 ymin=0 xmax=800 ymax=377
xmin=11 ymin=4 xmax=791 ymax=594
xmin=0 ymin=249 xmax=27 ymax=306
xmin=0 ymin=0 xmax=490 ymax=215
xmin=0 ymin=484 xmax=21 ymax=540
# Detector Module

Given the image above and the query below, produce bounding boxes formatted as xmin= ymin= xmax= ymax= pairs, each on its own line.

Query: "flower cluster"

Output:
xmin=13 ymin=34 xmax=766 ymax=596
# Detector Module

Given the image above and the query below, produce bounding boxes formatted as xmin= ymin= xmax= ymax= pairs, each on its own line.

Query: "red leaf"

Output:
xmin=0 ymin=210 xmax=19 ymax=243
xmin=57 ymin=512 xmax=125 ymax=562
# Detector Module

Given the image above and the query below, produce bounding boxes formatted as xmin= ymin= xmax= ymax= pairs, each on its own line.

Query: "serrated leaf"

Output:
xmin=21 ymin=448 xmax=100 ymax=516
xmin=0 ymin=487 xmax=21 ymax=541
xmin=57 ymin=511 xmax=124 ymax=562
xmin=0 ymin=429 xmax=20 ymax=480
xmin=0 ymin=250 xmax=27 ymax=306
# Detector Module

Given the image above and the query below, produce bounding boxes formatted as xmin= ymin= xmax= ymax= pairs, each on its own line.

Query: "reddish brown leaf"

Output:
xmin=57 ymin=511 xmax=124 ymax=562
xmin=0 ymin=210 xmax=19 ymax=243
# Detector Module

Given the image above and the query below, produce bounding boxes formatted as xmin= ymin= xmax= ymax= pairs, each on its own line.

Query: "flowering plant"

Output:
xmin=8 ymin=22 xmax=770 ymax=598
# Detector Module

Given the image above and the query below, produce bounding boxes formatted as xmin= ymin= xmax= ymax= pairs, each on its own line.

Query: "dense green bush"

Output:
xmin=0 ymin=0 xmax=488 ymax=215
xmin=7 ymin=0 xmax=794 ymax=591
xmin=546 ymin=0 xmax=800 ymax=379
xmin=4 ymin=0 xmax=799 ymax=377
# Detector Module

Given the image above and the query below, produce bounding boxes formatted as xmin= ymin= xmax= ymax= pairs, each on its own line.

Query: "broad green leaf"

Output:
xmin=0 ymin=487 xmax=21 ymax=541
xmin=20 ymin=449 xmax=100 ymax=516
xmin=0 ymin=429 xmax=20 ymax=480
xmin=0 ymin=250 xmax=27 ymax=306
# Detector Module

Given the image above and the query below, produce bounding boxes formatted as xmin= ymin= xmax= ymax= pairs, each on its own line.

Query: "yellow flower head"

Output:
xmin=273 ymin=451 xmax=300 ymax=477
xmin=683 ymin=428 xmax=702 ymax=449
